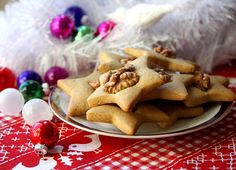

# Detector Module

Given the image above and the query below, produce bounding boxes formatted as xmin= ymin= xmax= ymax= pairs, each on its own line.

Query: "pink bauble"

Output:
xmin=95 ymin=20 xmax=116 ymax=40
xmin=50 ymin=15 xmax=75 ymax=39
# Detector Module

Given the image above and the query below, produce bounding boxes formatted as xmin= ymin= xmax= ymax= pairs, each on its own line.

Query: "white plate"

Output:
xmin=49 ymin=88 xmax=233 ymax=139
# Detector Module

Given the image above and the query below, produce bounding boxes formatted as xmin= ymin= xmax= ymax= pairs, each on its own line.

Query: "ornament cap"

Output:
xmin=42 ymin=83 xmax=50 ymax=96
xmin=34 ymin=143 xmax=48 ymax=156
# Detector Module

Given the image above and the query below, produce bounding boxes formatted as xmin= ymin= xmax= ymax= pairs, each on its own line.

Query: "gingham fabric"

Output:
xmin=1 ymin=64 xmax=236 ymax=170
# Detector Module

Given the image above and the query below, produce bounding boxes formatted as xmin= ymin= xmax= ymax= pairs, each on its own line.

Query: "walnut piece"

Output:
xmin=120 ymin=56 xmax=136 ymax=65
xmin=194 ymin=73 xmax=211 ymax=91
xmin=154 ymin=46 xmax=175 ymax=58
xmin=153 ymin=68 xmax=172 ymax=82
xmin=88 ymin=80 xmax=100 ymax=90
xmin=100 ymin=64 xmax=139 ymax=94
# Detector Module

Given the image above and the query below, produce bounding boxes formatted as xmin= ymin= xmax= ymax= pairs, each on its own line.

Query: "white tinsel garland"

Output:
xmin=153 ymin=0 xmax=236 ymax=71
xmin=0 ymin=0 xmax=236 ymax=75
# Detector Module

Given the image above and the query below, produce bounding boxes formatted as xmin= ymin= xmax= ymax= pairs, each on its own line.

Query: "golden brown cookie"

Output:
xmin=87 ymin=105 xmax=140 ymax=135
xmin=142 ymin=74 xmax=194 ymax=101
xmin=124 ymin=47 xmax=197 ymax=73
xmin=156 ymin=102 xmax=204 ymax=128
xmin=87 ymin=56 xmax=170 ymax=112
xmin=87 ymin=103 xmax=171 ymax=135
xmin=213 ymin=75 xmax=229 ymax=86
xmin=87 ymin=103 xmax=203 ymax=135
xmin=184 ymin=75 xmax=236 ymax=107
xmin=97 ymin=51 xmax=124 ymax=73
xmin=57 ymin=71 xmax=101 ymax=116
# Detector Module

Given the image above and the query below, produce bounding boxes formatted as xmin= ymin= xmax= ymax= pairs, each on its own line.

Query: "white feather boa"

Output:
xmin=0 ymin=0 xmax=235 ymax=75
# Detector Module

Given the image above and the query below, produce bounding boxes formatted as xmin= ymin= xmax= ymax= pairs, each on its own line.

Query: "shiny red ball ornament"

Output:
xmin=0 ymin=67 xmax=16 ymax=91
xmin=30 ymin=120 xmax=59 ymax=156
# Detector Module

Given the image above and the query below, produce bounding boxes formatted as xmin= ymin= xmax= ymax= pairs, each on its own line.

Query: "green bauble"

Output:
xmin=19 ymin=80 xmax=44 ymax=101
xmin=74 ymin=25 xmax=93 ymax=41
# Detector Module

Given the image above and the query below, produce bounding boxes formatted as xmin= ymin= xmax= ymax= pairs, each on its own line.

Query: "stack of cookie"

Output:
xmin=57 ymin=47 xmax=236 ymax=135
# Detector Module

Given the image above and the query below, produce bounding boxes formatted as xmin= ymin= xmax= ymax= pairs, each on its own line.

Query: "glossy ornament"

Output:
xmin=64 ymin=6 xmax=86 ymax=28
xmin=22 ymin=99 xmax=53 ymax=125
xmin=19 ymin=80 xmax=44 ymax=101
xmin=50 ymin=15 xmax=75 ymax=39
xmin=0 ymin=67 xmax=16 ymax=91
xmin=30 ymin=120 xmax=59 ymax=156
xmin=95 ymin=20 xmax=116 ymax=40
xmin=74 ymin=25 xmax=93 ymax=41
xmin=17 ymin=70 xmax=42 ymax=87
xmin=0 ymin=88 xmax=25 ymax=115
xmin=44 ymin=66 xmax=69 ymax=86
xmin=42 ymin=83 xmax=50 ymax=96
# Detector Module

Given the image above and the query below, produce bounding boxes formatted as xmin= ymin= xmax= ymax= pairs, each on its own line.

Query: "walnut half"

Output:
xmin=153 ymin=68 xmax=172 ymax=82
xmin=99 ymin=64 xmax=139 ymax=94
xmin=154 ymin=46 xmax=175 ymax=58
xmin=194 ymin=73 xmax=211 ymax=91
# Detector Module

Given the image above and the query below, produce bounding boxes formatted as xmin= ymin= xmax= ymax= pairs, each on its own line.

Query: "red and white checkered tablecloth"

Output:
xmin=1 ymin=63 xmax=236 ymax=170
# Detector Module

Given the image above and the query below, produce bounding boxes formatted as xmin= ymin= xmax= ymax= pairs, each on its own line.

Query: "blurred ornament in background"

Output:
xmin=31 ymin=120 xmax=59 ymax=156
xmin=17 ymin=70 xmax=42 ymax=87
xmin=19 ymin=80 xmax=44 ymax=101
xmin=74 ymin=25 xmax=93 ymax=41
xmin=44 ymin=66 xmax=69 ymax=86
xmin=42 ymin=83 xmax=50 ymax=96
xmin=50 ymin=15 xmax=75 ymax=39
xmin=0 ymin=67 xmax=16 ymax=91
xmin=22 ymin=99 xmax=53 ymax=125
xmin=64 ymin=5 xmax=87 ymax=28
xmin=0 ymin=88 xmax=25 ymax=116
xmin=95 ymin=20 xmax=116 ymax=40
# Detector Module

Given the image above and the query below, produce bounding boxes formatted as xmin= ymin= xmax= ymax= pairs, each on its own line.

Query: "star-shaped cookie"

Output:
xmin=87 ymin=56 xmax=169 ymax=112
xmin=124 ymin=47 xmax=197 ymax=73
xmin=184 ymin=75 xmax=236 ymax=107
xmin=213 ymin=75 xmax=229 ymax=86
xmin=87 ymin=103 xmax=203 ymax=135
xmin=155 ymin=102 xmax=204 ymax=128
xmin=97 ymin=51 xmax=124 ymax=73
xmin=142 ymin=74 xmax=194 ymax=101
xmin=87 ymin=104 xmax=171 ymax=135
xmin=57 ymin=71 xmax=101 ymax=116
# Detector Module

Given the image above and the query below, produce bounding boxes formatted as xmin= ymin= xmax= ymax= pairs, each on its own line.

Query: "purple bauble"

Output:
xmin=50 ymin=15 xmax=75 ymax=39
xmin=95 ymin=20 xmax=116 ymax=40
xmin=17 ymin=70 xmax=42 ymax=87
xmin=64 ymin=6 xmax=86 ymax=28
xmin=44 ymin=66 xmax=69 ymax=86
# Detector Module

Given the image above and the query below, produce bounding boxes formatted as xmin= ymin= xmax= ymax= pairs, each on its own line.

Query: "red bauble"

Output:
xmin=30 ymin=120 xmax=59 ymax=149
xmin=0 ymin=67 xmax=16 ymax=91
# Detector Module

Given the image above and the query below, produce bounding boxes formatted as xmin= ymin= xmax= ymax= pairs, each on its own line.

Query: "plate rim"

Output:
xmin=49 ymin=87 xmax=233 ymax=139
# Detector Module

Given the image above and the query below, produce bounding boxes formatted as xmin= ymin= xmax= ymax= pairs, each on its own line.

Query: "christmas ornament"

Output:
xmin=22 ymin=99 xmax=53 ymax=125
xmin=50 ymin=15 xmax=75 ymax=39
xmin=0 ymin=88 xmax=25 ymax=115
xmin=64 ymin=6 xmax=86 ymax=28
xmin=19 ymin=80 xmax=44 ymax=101
xmin=74 ymin=25 xmax=93 ymax=41
xmin=17 ymin=70 xmax=42 ymax=87
xmin=44 ymin=66 xmax=69 ymax=86
xmin=30 ymin=120 xmax=59 ymax=156
xmin=42 ymin=83 xmax=50 ymax=96
xmin=95 ymin=20 xmax=116 ymax=40
xmin=0 ymin=67 xmax=16 ymax=91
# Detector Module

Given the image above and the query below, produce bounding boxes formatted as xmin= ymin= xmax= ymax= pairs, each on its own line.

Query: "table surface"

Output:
xmin=1 ymin=63 xmax=236 ymax=170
